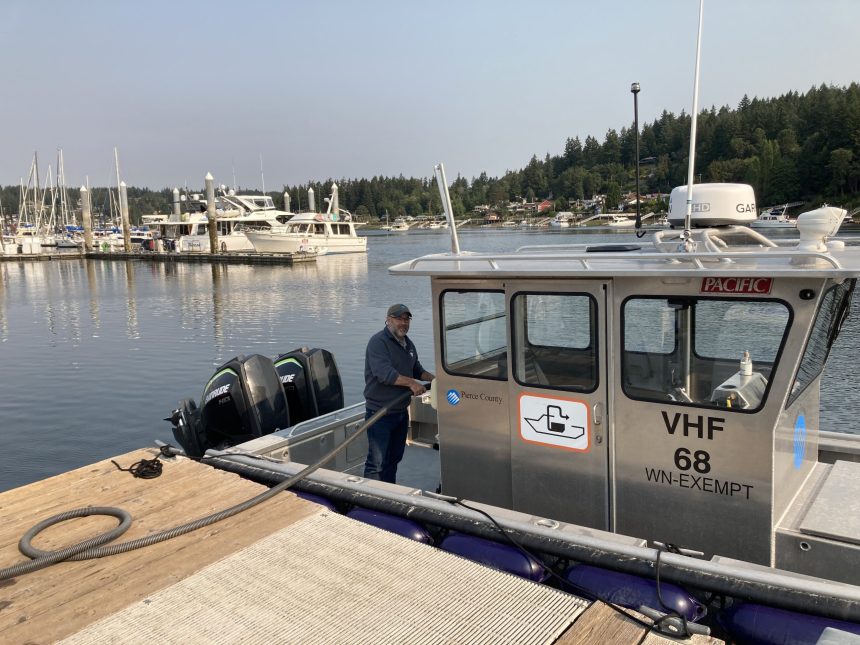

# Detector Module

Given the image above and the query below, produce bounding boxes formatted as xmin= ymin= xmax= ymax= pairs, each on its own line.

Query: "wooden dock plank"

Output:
xmin=555 ymin=601 xmax=722 ymax=645
xmin=555 ymin=600 xmax=649 ymax=644
xmin=0 ymin=448 xmax=319 ymax=644
xmin=641 ymin=629 xmax=724 ymax=645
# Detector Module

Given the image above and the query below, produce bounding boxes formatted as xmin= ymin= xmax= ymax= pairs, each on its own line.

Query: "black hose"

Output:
xmin=0 ymin=390 xmax=413 ymax=581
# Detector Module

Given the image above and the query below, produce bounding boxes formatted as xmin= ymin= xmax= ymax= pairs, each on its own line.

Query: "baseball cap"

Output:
xmin=387 ymin=304 xmax=412 ymax=318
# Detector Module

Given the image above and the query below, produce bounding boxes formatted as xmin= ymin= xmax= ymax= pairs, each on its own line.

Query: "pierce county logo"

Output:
xmin=446 ymin=389 xmax=461 ymax=406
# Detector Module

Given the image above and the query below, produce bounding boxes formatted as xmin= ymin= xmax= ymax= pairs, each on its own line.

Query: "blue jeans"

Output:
xmin=363 ymin=408 xmax=409 ymax=483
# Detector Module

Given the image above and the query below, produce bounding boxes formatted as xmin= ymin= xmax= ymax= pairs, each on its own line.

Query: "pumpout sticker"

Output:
xmin=519 ymin=393 xmax=590 ymax=452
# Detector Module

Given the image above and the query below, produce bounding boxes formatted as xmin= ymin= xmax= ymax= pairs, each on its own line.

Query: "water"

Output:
xmin=2 ymin=227 xmax=859 ymax=492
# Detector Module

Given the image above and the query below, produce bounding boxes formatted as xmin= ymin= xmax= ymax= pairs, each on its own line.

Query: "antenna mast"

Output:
xmin=682 ymin=0 xmax=705 ymax=249
xmin=434 ymin=163 xmax=461 ymax=255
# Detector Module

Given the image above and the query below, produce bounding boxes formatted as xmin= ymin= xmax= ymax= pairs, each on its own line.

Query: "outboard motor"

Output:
xmin=274 ymin=347 xmax=344 ymax=425
xmin=169 ymin=354 xmax=289 ymax=457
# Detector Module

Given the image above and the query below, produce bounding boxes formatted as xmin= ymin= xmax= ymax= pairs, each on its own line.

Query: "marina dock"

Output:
xmin=0 ymin=449 xmax=719 ymax=644
xmin=0 ymin=251 xmax=317 ymax=265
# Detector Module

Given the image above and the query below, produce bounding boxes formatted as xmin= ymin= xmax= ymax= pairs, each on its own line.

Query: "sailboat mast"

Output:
xmin=58 ymin=149 xmax=72 ymax=226
xmin=33 ymin=152 xmax=41 ymax=224
xmin=113 ymin=147 xmax=122 ymax=226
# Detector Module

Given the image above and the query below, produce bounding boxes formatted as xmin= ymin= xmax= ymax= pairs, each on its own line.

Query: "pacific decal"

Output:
xmin=701 ymin=277 xmax=773 ymax=294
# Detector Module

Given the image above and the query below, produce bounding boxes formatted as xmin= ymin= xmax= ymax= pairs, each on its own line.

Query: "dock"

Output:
xmin=0 ymin=449 xmax=720 ymax=644
xmin=0 ymin=251 xmax=316 ymax=265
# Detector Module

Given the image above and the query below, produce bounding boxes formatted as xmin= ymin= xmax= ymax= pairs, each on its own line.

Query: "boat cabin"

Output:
xmin=389 ymin=190 xmax=859 ymax=582
xmin=283 ymin=213 xmax=358 ymax=238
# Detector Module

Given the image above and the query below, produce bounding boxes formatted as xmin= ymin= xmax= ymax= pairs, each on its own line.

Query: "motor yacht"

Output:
xmin=245 ymin=211 xmax=366 ymax=255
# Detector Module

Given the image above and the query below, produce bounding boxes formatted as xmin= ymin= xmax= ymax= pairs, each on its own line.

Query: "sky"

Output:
xmin=1 ymin=0 xmax=857 ymax=191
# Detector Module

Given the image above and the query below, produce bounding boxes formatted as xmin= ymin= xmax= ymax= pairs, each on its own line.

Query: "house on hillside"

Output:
xmin=537 ymin=199 xmax=553 ymax=214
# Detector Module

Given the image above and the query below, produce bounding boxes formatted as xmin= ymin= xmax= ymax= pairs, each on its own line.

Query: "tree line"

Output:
xmin=2 ymin=83 xmax=858 ymax=224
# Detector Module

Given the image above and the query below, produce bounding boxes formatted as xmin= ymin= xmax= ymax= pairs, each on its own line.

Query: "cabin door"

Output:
xmin=506 ymin=280 xmax=611 ymax=530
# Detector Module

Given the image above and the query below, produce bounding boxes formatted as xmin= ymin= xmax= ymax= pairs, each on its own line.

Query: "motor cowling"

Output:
xmin=274 ymin=347 xmax=344 ymax=425
xmin=170 ymin=354 xmax=289 ymax=457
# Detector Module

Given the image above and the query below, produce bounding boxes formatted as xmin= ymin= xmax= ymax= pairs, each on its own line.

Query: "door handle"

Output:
xmin=593 ymin=402 xmax=603 ymax=426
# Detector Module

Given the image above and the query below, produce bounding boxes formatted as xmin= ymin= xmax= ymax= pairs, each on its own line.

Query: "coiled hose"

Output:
xmin=0 ymin=390 xmax=413 ymax=581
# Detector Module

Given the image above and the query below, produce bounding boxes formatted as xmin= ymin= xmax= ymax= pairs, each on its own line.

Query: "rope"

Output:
xmin=110 ymin=457 xmax=163 ymax=479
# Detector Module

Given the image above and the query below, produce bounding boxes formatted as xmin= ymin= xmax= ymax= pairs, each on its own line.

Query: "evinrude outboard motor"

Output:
xmin=274 ymin=347 xmax=344 ymax=425
xmin=169 ymin=354 xmax=289 ymax=458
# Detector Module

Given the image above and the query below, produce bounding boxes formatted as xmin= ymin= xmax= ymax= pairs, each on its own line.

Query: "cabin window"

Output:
xmin=621 ymin=296 xmax=790 ymax=412
xmin=441 ymin=290 xmax=507 ymax=380
xmin=314 ymin=224 xmax=325 ymax=235
xmin=788 ymin=280 xmax=855 ymax=406
xmin=511 ymin=292 xmax=597 ymax=391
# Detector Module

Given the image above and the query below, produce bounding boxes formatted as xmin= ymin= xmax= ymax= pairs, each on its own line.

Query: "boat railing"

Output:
xmin=403 ymin=249 xmax=843 ymax=271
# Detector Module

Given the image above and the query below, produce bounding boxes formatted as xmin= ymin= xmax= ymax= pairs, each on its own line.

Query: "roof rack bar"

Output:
xmin=404 ymin=250 xmax=842 ymax=271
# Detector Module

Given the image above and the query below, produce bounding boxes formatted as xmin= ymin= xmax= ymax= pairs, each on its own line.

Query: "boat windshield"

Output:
xmin=788 ymin=280 xmax=854 ymax=405
xmin=621 ymin=296 xmax=791 ymax=411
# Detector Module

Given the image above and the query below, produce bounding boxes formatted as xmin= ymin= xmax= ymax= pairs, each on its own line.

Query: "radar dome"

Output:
xmin=668 ymin=183 xmax=757 ymax=227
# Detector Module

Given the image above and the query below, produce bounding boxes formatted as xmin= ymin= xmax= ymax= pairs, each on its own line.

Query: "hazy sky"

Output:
xmin=1 ymin=0 xmax=857 ymax=190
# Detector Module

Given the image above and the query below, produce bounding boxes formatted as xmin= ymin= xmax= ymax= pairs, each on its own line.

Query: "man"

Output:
xmin=363 ymin=303 xmax=434 ymax=483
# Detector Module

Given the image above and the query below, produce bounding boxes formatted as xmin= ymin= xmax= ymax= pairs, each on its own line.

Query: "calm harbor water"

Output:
xmin=2 ymin=227 xmax=859 ymax=492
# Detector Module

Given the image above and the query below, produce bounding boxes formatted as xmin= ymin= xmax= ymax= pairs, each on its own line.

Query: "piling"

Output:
xmin=120 ymin=181 xmax=131 ymax=251
xmin=331 ymin=183 xmax=339 ymax=218
xmin=284 ymin=190 xmax=291 ymax=213
xmin=308 ymin=187 xmax=315 ymax=212
xmin=81 ymin=186 xmax=93 ymax=252
xmin=205 ymin=173 xmax=218 ymax=253
xmin=172 ymin=187 xmax=181 ymax=221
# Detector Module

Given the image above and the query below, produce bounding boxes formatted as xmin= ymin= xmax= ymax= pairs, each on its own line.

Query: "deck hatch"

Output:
xmin=798 ymin=461 xmax=860 ymax=546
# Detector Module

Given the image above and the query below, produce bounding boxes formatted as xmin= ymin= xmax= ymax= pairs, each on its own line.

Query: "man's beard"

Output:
xmin=387 ymin=321 xmax=407 ymax=340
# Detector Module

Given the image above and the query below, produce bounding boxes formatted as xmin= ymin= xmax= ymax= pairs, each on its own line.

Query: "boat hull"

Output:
xmin=749 ymin=220 xmax=796 ymax=228
xmin=178 ymin=233 xmax=254 ymax=253
xmin=246 ymin=231 xmax=367 ymax=254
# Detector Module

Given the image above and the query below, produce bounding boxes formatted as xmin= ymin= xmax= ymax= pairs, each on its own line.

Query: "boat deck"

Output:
xmin=0 ymin=449 xmax=720 ymax=644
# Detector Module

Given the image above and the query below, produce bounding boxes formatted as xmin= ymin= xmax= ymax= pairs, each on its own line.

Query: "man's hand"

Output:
xmin=394 ymin=374 xmax=427 ymax=396
xmin=409 ymin=379 xmax=427 ymax=396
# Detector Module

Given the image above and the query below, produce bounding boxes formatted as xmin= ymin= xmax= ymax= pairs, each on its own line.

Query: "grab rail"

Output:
xmin=403 ymin=250 xmax=843 ymax=271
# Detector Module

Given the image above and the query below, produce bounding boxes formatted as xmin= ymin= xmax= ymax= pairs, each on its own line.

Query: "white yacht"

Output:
xmin=750 ymin=205 xmax=796 ymax=229
xmin=158 ymin=190 xmax=292 ymax=253
xmin=93 ymin=227 xmax=157 ymax=252
xmin=549 ymin=212 xmax=572 ymax=228
xmin=245 ymin=211 xmax=366 ymax=255
xmin=607 ymin=214 xmax=634 ymax=227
